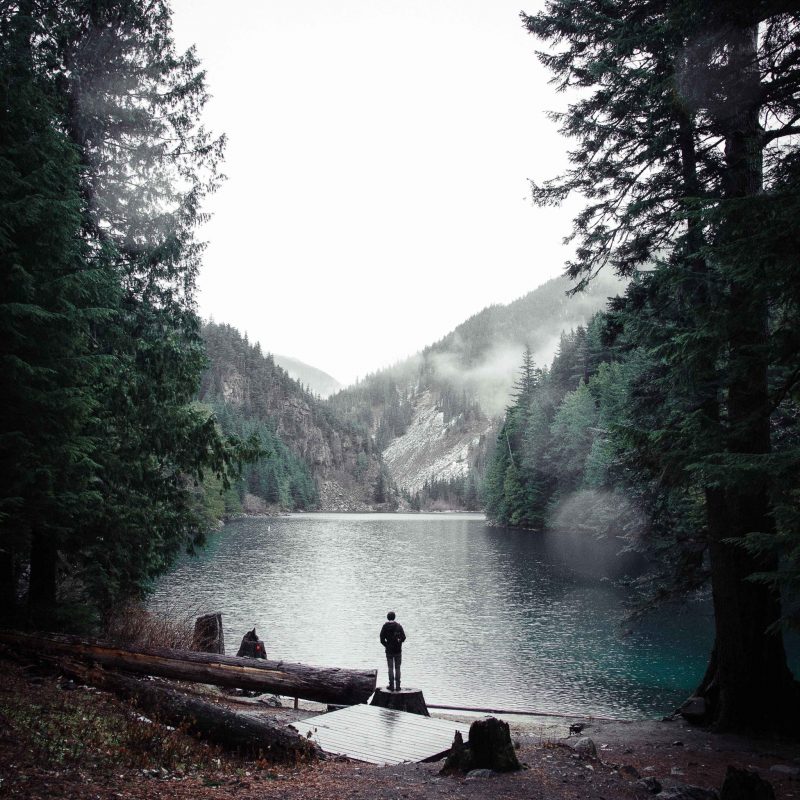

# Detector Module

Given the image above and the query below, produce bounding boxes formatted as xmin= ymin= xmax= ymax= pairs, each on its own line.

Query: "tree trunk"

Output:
xmin=0 ymin=550 xmax=16 ymax=624
xmin=701 ymin=489 xmax=796 ymax=729
xmin=27 ymin=530 xmax=56 ymax=623
xmin=0 ymin=630 xmax=377 ymax=706
xmin=61 ymin=661 xmax=318 ymax=761
xmin=696 ymin=22 xmax=799 ymax=730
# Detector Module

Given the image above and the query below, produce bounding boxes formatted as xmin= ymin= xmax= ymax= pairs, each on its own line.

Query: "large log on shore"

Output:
xmin=0 ymin=630 xmax=376 ymax=705
xmin=62 ymin=661 xmax=318 ymax=761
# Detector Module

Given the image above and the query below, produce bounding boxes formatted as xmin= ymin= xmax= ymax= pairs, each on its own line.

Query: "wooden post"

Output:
xmin=370 ymin=687 xmax=429 ymax=716
xmin=192 ymin=612 xmax=225 ymax=654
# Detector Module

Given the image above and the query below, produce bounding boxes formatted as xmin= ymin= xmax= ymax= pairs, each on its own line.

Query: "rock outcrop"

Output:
xmin=382 ymin=390 xmax=492 ymax=494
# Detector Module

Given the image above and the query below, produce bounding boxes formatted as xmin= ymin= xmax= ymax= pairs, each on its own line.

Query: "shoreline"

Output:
xmin=2 ymin=651 xmax=798 ymax=800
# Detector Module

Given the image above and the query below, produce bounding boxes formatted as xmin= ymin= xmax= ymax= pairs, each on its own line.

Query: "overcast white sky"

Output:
xmin=170 ymin=0 xmax=577 ymax=386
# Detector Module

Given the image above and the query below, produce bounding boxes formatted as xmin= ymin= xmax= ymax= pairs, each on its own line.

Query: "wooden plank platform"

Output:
xmin=289 ymin=703 xmax=472 ymax=765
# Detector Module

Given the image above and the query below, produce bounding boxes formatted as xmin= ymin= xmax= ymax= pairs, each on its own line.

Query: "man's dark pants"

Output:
xmin=386 ymin=652 xmax=402 ymax=689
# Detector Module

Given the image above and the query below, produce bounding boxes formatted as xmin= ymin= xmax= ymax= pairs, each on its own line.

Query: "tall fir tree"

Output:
xmin=1 ymin=0 xmax=247 ymax=624
xmin=525 ymin=0 xmax=800 ymax=728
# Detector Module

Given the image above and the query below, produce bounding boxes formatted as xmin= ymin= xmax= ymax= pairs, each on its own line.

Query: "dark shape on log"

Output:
xmin=192 ymin=613 xmax=225 ymax=654
xmin=370 ymin=687 xmax=429 ymax=716
xmin=62 ymin=660 xmax=317 ymax=762
xmin=440 ymin=716 xmax=521 ymax=774
xmin=0 ymin=630 xmax=376 ymax=706
xmin=237 ymin=627 xmax=266 ymax=659
xmin=720 ymin=766 xmax=775 ymax=800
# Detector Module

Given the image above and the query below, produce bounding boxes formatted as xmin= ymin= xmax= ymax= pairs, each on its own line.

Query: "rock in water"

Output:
xmin=720 ymin=767 xmax=775 ymax=800
xmin=467 ymin=717 xmax=521 ymax=772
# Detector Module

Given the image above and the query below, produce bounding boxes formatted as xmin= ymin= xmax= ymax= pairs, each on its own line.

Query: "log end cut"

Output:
xmin=370 ymin=687 xmax=430 ymax=716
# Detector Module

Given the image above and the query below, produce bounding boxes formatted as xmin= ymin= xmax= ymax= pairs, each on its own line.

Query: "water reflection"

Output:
xmin=149 ymin=513 xmax=715 ymax=718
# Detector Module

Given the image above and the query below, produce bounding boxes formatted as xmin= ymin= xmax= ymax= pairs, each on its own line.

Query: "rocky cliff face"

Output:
xmin=382 ymin=391 xmax=492 ymax=494
xmin=200 ymin=323 xmax=381 ymax=510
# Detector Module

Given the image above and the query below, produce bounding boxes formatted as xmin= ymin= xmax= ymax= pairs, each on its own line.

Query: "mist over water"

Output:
xmin=150 ymin=513 xmax=719 ymax=719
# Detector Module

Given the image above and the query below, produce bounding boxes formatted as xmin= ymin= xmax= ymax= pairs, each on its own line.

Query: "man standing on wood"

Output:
xmin=380 ymin=611 xmax=406 ymax=691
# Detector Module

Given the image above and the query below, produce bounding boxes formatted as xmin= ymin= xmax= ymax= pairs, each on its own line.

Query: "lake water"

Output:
xmin=150 ymin=513 xmax=721 ymax=719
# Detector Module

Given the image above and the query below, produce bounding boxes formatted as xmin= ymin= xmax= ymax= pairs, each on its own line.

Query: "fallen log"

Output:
xmin=0 ymin=630 xmax=376 ymax=705
xmin=61 ymin=660 xmax=318 ymax=761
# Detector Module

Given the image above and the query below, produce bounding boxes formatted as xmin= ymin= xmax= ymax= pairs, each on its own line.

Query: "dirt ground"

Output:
xmin=0 ymin=651 xmax=798 ymax=800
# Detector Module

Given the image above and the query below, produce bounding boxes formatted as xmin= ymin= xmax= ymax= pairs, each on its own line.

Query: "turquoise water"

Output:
xmin=149 ymin=513 xmax=791 ymax=719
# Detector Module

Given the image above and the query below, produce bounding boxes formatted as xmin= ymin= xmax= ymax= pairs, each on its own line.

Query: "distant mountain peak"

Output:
xmin=272 ymin=354 xmax=342 ymax=399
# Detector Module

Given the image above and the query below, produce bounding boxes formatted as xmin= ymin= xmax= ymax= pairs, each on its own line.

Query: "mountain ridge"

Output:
xmin=323 ymin=272 xmax=623 ymax=506
xmin=200 ymin=274 xmax=623 ymax=512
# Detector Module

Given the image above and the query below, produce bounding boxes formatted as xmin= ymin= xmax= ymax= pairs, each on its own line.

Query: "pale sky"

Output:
xmin=170 ymin=0 xmax=577 ymax=386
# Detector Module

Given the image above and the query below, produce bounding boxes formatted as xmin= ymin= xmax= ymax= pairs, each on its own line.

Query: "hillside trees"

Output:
xmin=1 ymin=0 xmax=246 ymax=624
xmin=201 ymin=321 xmax=392 ymax=510
xmin=209 ymin=399 xmax=318 ymax=511
xmin=524 ymin=0 xmax=800 ymax=728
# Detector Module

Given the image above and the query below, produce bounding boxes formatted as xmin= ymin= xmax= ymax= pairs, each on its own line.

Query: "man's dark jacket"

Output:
xmin=380 ymin=620 xmax=406 ymax=655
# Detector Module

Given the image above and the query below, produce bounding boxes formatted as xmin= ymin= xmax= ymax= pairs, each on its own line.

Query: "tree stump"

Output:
xmin=370 ymin=687 xmax=429 ymax=716
xmin=469 ymin=716 xmax=520 ymax=771
xmin=441 ymin=716 xmax=521 ymax=774
xmin=440 ymin=731 xmax=472 ymax=774
xmin=192 ymin=612 xmax=225 ymax=654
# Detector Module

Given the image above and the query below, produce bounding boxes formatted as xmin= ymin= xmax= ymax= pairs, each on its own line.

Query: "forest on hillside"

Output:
xmin=199 ymin=323 xmax=319 ymax=513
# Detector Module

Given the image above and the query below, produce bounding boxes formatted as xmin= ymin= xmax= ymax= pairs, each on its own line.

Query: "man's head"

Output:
xmin=387 ymin=611 xmax=396 ymax=620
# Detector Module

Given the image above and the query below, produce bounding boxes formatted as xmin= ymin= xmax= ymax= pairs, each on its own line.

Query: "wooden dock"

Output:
xmin=290 ymin=703 xmax=472 ymax=765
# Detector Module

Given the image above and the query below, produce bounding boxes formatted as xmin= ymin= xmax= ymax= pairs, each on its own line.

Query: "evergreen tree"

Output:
xmin=525 ymin=0 xmax=800 ymax=728
xmin=1 ymin=0 xmax=247 ymax=623
xmin=0 ymin=2 xmax=108 ymax=622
